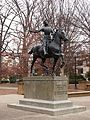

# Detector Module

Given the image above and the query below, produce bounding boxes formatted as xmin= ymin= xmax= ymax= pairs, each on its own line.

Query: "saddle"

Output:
xmin=39 ymin=41 xmax=62 ymax=56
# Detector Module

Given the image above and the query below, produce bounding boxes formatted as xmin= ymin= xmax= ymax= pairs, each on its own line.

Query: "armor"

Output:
xmin=30 ymin=21 xmax=53 ymax=55
xmin=39 ymin=21 xmax=53 ymax=55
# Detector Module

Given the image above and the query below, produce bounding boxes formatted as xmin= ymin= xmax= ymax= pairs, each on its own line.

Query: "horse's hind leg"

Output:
xmin=30 ymin=56 xmax=37 ymax=75
xmin=52 ymin=58 xmax=58 ymax=75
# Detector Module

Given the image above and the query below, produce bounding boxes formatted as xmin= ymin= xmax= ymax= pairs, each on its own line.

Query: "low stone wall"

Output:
xmin=17 ymin=82 xmax=24 ymax=95
xmin=78 ymin=81 xmax=90 ymax=90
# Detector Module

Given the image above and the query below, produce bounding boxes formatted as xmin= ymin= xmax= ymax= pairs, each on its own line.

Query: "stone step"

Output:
xmin=19 ymin=99 xmax=73 ymax=109
xmin=8 ymin=103 xmax=86 ymax=116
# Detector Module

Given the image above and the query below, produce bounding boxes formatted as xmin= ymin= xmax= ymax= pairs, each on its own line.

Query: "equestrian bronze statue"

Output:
xmin=29 ymin=28 xmax=68 ymax=75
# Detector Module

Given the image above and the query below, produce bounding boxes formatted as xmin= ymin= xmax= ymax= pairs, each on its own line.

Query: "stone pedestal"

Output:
xmin=8 ymin=76 xmax=86 ymax=115
xmin=24 ymin=76 xmax=68 ymax=101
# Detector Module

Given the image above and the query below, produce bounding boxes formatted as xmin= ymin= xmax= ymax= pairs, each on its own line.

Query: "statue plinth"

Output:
xmin=23 ymin=76 xmax=68 ymax=101
xmin=8 ymin=76 xmax=86 ymax=115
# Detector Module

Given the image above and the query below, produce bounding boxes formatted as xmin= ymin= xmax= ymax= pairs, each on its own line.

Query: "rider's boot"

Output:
xmin=44 ymin=47 xmax=48 ymax=55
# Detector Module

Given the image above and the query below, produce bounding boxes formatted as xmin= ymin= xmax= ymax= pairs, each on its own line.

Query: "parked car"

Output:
xmin=1 ymin=78 xmax=10 ymax=83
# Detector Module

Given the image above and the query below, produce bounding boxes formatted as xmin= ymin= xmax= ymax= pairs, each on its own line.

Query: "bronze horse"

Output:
xmin=28 ymin=29 xmax=68 ymax=75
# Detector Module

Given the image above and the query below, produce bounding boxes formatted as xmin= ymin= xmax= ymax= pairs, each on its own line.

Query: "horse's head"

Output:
xmin=55 ymin=29 xmax=68 ymax=42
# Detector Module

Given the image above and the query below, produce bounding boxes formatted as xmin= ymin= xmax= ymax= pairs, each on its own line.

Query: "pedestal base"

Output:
xmin=8 ymin=76 xmax=86 ymax=115
xmin=8 ymin=98 xmax=86 ymax=116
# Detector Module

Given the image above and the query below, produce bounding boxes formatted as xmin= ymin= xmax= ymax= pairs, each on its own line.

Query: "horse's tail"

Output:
xmin=28 ymin=47 xmax=34 ymax=55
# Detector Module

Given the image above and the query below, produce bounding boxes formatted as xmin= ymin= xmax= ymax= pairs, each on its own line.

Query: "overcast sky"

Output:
xmin=1 ymin=0 xmax=90 ymax=53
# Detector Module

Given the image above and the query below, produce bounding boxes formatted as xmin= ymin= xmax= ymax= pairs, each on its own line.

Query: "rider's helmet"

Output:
xmin=43 ymin=21 xmax=48 ymax=27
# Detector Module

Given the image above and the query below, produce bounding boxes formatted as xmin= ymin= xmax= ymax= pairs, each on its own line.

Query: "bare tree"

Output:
xmin=1 ymin=0 xmax=90 ymax=78
xmin=0 ymin=0 xmax=18 ymax=81
xmin=49 ymin=0 xmax=83 ymax=75
xmin=73 ymin=0 xmax=90 ymax=70
xmin=27 ymin=0 xmax=84 ymax=75
xmin=7 ymin=0 xmax=40 ymax=76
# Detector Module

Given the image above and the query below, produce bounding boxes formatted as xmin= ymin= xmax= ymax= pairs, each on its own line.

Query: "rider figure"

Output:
xmin=30 ymin=21 xmax=53 ymax=55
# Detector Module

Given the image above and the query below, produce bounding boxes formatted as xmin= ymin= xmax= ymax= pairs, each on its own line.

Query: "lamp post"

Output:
xmin=74 ymin=54 xmax=77 ymax=89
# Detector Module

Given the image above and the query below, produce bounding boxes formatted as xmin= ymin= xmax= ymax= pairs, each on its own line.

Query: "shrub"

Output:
xmin=9 ymin=76 xmax=17 ymax=83
xmin=85 ymin=71 xmax=90 ymax=81
xmin=69 ymin=74 xmax=86 ymax=84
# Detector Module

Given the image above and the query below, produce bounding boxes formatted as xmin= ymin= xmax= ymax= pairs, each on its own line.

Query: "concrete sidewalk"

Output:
xmin=0 ymin=94 xmax=90 ymax=120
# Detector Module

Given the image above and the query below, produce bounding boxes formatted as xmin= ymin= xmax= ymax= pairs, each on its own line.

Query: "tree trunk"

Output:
xmin=20 ymin=38 xmax=28 ymax=77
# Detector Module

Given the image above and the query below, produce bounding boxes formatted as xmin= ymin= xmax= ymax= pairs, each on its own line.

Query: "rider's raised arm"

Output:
xmin=29 ymin=27 xmax=44 ymax=33
xmin=29 ymin=29 xmax=39 ymax=33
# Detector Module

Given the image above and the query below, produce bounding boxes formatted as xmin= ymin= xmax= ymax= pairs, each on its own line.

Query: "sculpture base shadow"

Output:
xmin=8 ymin=76 xmax=86 ymax=116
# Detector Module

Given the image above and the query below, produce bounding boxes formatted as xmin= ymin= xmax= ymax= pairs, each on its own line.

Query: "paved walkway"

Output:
xmin=0 ymin=83 xmax=17 ymax=95
xmin=0 ymin=94 xmax=90 ymax=120
xmin=0 ymin=86 xmax=17 ymax=95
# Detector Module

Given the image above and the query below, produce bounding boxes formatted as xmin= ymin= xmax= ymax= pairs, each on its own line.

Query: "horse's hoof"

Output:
xmin=51 ymin=73 xmax=56 ymax=76
xmin=60 ymin=62 xmax=65 ymax=68
xmin=30 ymin=73 xmax=33 ymax=76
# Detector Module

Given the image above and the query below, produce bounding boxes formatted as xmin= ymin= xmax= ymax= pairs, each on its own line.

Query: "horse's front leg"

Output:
xmin=60 ymin=54 xmax=65 ymax=75
xmin=60 ymin=54 xmax=65 ymax=68
xmin=40 ymin=58 xmax=49 ymax=75
xmin=40 ymin=58 xmax=47 ymax=68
